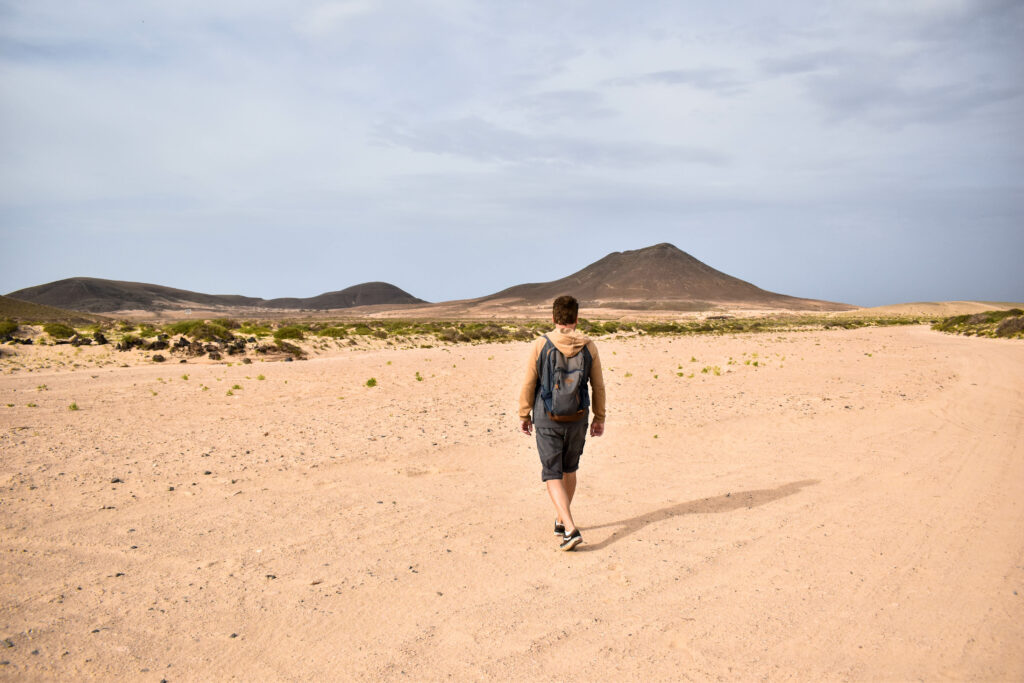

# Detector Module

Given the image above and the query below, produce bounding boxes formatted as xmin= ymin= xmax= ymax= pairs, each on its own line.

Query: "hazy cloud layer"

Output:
xmin=1 ymin=0 xmax=1022 ymax=305
xmin=606 ymin=68 xmax=746 ymax=95
xmin=374 ymin=117 xmax=728 ymax=167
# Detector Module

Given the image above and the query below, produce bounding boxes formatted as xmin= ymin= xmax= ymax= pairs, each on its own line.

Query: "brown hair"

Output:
xmin=552 ymin=295 xmax=579 ymax=325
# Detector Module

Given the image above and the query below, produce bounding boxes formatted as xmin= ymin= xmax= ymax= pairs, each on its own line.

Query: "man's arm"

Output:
xmin=518 ymin=338 xmax=542 ymax=435
xmin=588 ymin=341 xmax=606 ymax=437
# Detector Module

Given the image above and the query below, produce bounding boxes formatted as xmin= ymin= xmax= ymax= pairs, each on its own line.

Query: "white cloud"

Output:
xmin=293 ymin=1 xmax=375 ymax=38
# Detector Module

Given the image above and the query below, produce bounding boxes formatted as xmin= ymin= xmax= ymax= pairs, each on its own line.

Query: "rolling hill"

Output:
xmin=5 ymin=278 xmax=425 ymax=313
xmin=0 ymin=295 xmax=109 ymax=324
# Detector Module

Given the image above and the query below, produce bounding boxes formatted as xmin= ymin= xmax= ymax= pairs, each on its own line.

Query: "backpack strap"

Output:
xmin=536 ymin=334 xmax=556 ymax=410
xmin=578 ymin=343 xmax=592 ymax=411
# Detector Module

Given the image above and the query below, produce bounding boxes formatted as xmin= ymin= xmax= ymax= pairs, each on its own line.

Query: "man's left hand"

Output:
xmin=590 ymin=421 xmax=604 ymax=437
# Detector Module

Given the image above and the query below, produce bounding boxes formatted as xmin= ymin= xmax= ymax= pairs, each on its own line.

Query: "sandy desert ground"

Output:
xmin=1 ymin=325 xmax=1022 ymax=681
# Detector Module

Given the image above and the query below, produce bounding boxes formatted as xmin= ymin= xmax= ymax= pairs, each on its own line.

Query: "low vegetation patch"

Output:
xmin=136 ymin=323 xmax=158 ymax=338
xmin=932 ymin=309 xmax=1024 ymax=339
xmin=185 ymin=323 xmax=233 ymax=341
xmin=164 ymin=320 xmax=204 ymax=336
xmin=273 ymin=325 xmax=305 ymax=341
xmin=44 ymin=323 xmax=76 ymax=339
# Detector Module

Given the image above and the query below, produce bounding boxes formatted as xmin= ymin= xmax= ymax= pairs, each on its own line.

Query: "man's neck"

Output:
xmin=555 ymin=324 xmax=577 ymax=333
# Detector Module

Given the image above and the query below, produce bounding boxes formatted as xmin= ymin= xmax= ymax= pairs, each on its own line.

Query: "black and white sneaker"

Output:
xmin=554 ymin=521 xmax=565 ymax=536
xmin=559 ymin=528 xmax=582 ymax=551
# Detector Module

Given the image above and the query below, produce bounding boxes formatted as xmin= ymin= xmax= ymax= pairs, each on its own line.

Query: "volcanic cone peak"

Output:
xmin=480 ymin=242 xmax=851 ymax=310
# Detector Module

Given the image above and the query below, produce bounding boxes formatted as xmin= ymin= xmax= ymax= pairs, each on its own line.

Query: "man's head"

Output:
xmin=552 ymin=295 xmax=579 ymax=326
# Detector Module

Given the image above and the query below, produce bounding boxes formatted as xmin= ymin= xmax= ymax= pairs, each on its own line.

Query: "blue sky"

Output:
xmin=2 ymin=0 xmax=1022 ymax=307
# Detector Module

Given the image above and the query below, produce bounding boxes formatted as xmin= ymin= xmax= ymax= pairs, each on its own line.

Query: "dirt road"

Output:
xmin=1 ymin=326 xmax=1021 ymax=680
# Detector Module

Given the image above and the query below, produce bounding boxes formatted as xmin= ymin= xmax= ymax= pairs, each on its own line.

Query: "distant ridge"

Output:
xmin=0 ymin=294 xmax=109 ymax=324
xmin=6 ymin=244 xmax=851 ymax=315
xmin=6 ymin=277 xmax=425 ymax=313
xmin=262 ymin=282 xmax=425 ymax=309
xmin=478 ymin=243 xmax=852 ymax=311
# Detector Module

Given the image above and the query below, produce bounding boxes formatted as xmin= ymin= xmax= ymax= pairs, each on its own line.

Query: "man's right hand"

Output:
xmin=520 ymin=418 xmax=533 ymax=436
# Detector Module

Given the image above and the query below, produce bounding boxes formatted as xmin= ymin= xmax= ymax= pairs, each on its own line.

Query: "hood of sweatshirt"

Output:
xmin=546 ymin=327 xmax=590 ymax=357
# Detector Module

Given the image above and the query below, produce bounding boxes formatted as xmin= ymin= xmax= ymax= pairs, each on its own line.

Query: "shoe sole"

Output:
xmin=560 ymin=535 xmax=582 ymax=551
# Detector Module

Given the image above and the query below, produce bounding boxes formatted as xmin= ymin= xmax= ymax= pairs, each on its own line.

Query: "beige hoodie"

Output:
xmin=519 ymin=328 xmax=606 ymax=423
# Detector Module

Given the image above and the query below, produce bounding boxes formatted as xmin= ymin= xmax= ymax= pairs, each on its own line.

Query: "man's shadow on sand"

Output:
xmin=576 ymin=479 xmax=819 ymax=552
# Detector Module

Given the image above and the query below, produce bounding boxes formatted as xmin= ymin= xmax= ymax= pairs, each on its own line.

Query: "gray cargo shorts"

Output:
xmin=536 ymin=419 xmax=588 ymax=481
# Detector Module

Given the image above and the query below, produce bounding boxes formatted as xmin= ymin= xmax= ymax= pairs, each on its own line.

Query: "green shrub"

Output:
xmin=365 ymin=377 xmax=377 ymax=387
xmin=44 ymin=323 xmax=76 ymax=339
xmin=0 ymin=320 xmax=18 ymax=336
xmin=996 ymin=315 xmax=1024 ymax=338
xmin=274 ymin=325 xmax=305 ymax=341
xmin=136 ymin=323 xmax=158 ymax=338
xmin=210 ymin=318 xmax=240 ymax=330
xmin=164 ymin=320 xmax=206 ymax=336
xmin=316 ymin=327 xmax=348 ymax=338
xmin=187 ymin=323 xmax=232 ymax=341
xmin=932 ymin=309 xmax=1024 ymax=338
xmin=238 ymin=322 xmax=272 ymax=336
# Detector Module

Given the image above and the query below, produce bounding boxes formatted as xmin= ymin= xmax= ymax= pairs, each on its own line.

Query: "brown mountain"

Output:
xmin=262 ymin=282 xmax=425 ymax=309
xmin=477 ymin=243 xmax=853 ymax=311
xmin=0 ymin=294 xmax=109 ymax=324
xmin=5 ymin=277 xmax=425 ymax=313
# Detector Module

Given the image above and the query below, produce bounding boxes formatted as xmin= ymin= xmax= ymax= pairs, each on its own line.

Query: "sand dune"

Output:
xmin=845 ymin=300 xmax=1024 ymax=317
xmin=1 ymin=326 xmax=1022 ymax=679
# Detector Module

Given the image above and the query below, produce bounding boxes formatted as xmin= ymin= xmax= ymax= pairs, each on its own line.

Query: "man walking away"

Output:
xmin=519 ymin=295 xmax=606 ymax=551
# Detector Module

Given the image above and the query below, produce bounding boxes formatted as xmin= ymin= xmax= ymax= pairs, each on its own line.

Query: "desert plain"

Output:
xmin=1 ymin=323 xmax=1022 ymax=680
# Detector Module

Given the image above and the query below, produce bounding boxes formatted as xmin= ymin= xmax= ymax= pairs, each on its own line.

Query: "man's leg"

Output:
xmin=546 ymin=478 xmax=576 ymax=533
xmin=554 ymin=471 xmax=578 ymax=527
xmin=564 ymin=471 xmax=577 ymax=505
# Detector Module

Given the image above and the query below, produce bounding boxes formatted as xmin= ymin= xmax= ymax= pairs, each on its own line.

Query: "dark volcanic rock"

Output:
xmin=152 ymin=354 xmax=166 ymax=362
xmin=116 ymin=337 xmax=144 ymax=351
xmin=93 ymin=331 xmax=108 ymax=345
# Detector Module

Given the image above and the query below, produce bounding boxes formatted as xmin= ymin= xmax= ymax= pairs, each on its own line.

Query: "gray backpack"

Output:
xmin=536 ymin=335 xmax=592 ymax=422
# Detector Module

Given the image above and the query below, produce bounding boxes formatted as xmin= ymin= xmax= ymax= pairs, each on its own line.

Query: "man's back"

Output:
xmin=519 ymin=328 xmax=606 ymax=429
